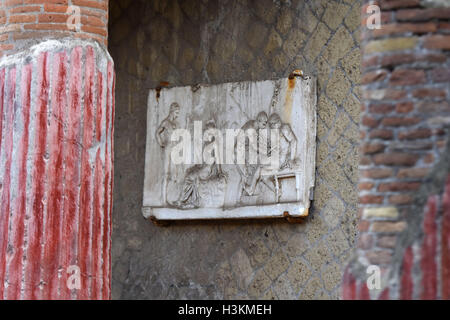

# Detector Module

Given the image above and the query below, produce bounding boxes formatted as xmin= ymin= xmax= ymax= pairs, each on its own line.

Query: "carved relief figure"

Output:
xmin=156 ymin=102 xmax=180 ymax=148
xmin=156 ymin=102 xmax=181 ymax=205
xmin=267 ymin=113 xmax=298 ymax=170
xmin=175 ymin=120 xmax=227 ymax=209
xmin=236 ymin=111 xmax=268 ymax=198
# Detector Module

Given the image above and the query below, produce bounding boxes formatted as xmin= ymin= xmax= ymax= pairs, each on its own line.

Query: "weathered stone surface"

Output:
xmin=110 ymin=0 xmax=360 ymax=300
xmin=143 ymin=77 xmax=317 ymax=220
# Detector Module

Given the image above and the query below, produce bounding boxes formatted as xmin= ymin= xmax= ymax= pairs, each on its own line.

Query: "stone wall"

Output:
xmin=109 ymin=0 xmax=361 ymax=299
xmin=343 ymin=0 xmax=450 ymax=300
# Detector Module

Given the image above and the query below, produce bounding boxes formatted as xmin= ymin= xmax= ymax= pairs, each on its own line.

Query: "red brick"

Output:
xmin=379 ymin=0 xmax=420 ymax=10
xmin=43 ymin=4 xmax=68 ymax=13
xmin=377 ymin=235 xmax=397 ymax=249
xmin=81 ymin=15 xmax=106 ymax=28
xmin=380 ymin=53 xmax=446 ymax=67
xmin=399 ymin=128 xmax=432 ymax=140
xmin=380 ymin=53 xmax=415 ymax=67
xmin=372 ymin=221 xmax=407 ymax=233
xmin=389 ymin=194 xmax=414 ymax=205
xmin=38 ymin=13 xmax=68 ymax=23
xmin=362 ymin=70 xmax=388 ymax=84
xmin=366 ymin=250 xmax=393 ymax=265
xmin=9 ymin=5 xmax=40 ymax=13
xmin=369 ymin=103 xmax=394 ymax=114
xmin=361 ymin=143 xmax=385 ymax=155
xmin=390 ymin=69 xmax=425 ymax=86
xmin=397 ymin=8 xmax=450 ymax=21
xmin=382 ymin=117 xmax=420 ymax=127
xmin=430 ymin=68 xmax=450 ymax=83
xmin=80 ymin=7 xmax=107 ymax=19
xmin=373 ymin=22 xmax=437 ymax=38
xmin=373 ymin=153 xmax=419 ymax=166
xmin=72 ymin=0 xmax=107 ymax=10
xmin=81 ymin=25 xmax=107 ymax=37
xmin=362 ymin=56 xmax=379 ymax=69
xmin=413 ymin=88 xmax=446 ymax=99
xmin=0 ymin=44 xmax=14 ymax=50
xmin=359 ymin=182 xmax=375 ymax=191
xmin=24 ymin=23 xmax=69 ymax=31
xmin=23 ymin=0 xmax=68 ymax=4
xmin=396 ymin=102 xmax=414 ymax=113
xmin=9 ymin=14 xmax=36 ymax=23
xmin=424 ymin=35 xmax=450 ymax=50
xmin=364 ymin=89 xmax=407 ymax=100
xmin=362 ymin=168 xmax=393 ymax=179
xmin=397 ymin=167 xmax=429 ymax=179
xmin=4 ymin=0 xmax=24 ymax=6
xmin=370 ymin=129 xmax=393 ymax=140
xmin=362 ymin=116 xmax=380 ymax=128
xmin=360 ymin=195 xmax=384 ymax=204
xmin=378 ymin=182 xmax=421 ymax=192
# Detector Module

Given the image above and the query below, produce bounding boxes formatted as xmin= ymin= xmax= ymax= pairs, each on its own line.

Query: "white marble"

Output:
xmin=142 ymin=75 xmax=317 ymax=221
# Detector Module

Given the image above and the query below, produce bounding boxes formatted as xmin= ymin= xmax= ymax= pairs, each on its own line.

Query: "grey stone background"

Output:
xmin=109 ymin=0 xmax=361 ymax=299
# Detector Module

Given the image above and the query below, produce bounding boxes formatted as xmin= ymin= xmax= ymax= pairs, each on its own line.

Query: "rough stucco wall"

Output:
xmin=109 ymin=0 xmax=361 ymax=299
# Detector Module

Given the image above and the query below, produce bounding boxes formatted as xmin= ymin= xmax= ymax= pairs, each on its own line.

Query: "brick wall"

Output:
xmin=343 ymin=0 xmax=450 ymax=299
xmin=0 ymin=0 xmax=108 ymax=58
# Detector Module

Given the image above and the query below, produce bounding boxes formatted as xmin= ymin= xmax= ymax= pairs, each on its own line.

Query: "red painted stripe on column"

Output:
xmin=0 ymin=68 xmax=7 ymax=298
xmin=91 ymin=68 xmax=106 ymax=299
xmin=77 ymin=46 xmax=95 ymax=300
xmin=5 ymin=64 xmax=32 ymax=300
xmin=102 ymin=61 xmax=113 ymax=299
xmin=378 ymin=288 xmax=390 ymax=300
xmin=0 ymin=68 xmax=17 ymax=299
xmin=60 ymin=46 xmax=83 ymax=300
xmin=341 ymin=268 xmax=357 ymax=300
xmin=24 ymin=52 xmax=50 ymax=300
xmin=92 ymin=149 xmax=103 ymax=299
xmin=421 ymin=195 xmax=438 ymax=300
xmin=41 ymin=52 xmax=68 ymax=299
xmin=400 ymin=246 xmax=414 ymax=300
xmin=0 ymin=69 xmax=5 ymax=158
xmin=442 ymin=175 xmax=450 ymax=299
xmin=108 ymin=69 xmax=116 ymax=299
xmin=358 ymin=280 xmax=370 ymax=300
xmin=96 ymin=72 xmax=103 ymax=142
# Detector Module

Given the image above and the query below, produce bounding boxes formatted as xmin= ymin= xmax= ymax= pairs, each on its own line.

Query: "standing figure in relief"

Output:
xmin=156 ymin=102 xmax=181 ymax=205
